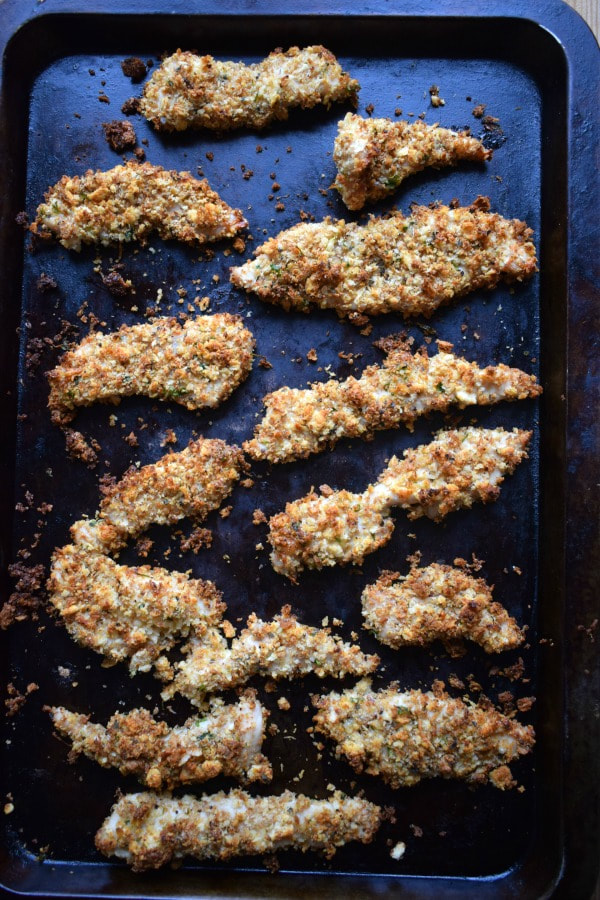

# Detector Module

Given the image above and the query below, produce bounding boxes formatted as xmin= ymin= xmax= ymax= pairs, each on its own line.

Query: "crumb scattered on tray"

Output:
xmin=102 ymin=120 xmax=137 ymax=153
xmin=121 ymin=57 xmax=147 ymax=82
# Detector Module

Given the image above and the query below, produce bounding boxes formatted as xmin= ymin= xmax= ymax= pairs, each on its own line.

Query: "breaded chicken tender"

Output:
xmin=48 ymin=314 xmax=255 ymax=425
xmin=95 ymin=788 xmax=383 ymax=870
xmin=163 ymin=605 xmax=379 ymax=706
xmin=31 ymin=161 xmax=246 ymax=251
xmin=244 ymin=338 xmax=541 ymax=463
xmin=268 ymin=427 xmax=531 ymax=581
xmin=230 ymin=197 xmax=536 ymax=319
xmin=69 ymin=438 xmax=245 ymax=554
xmin=48 ymin=691 xmax=272 ymax=787
xmin=140 ymin=46 xmax=359 ymax=132
xmin=332 ymin=114 xmax=491 ymax=210
xmin=48 ymin=542 xmax=224 ymax=675
xmin=313 ymin=679 xmax=535 ymax=790
xmin=362 ymin=562 xmax=524 ymax=654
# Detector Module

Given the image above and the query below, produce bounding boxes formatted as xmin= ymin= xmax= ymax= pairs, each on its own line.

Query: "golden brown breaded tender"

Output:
xmin=31 ymin=161 xmax=247 ymax=251
xmin=47 ymin=313 xmax=254 ymax=425
xmin=332 ymin=113 xmax=491 ymax=210
xmin=362 ymin=562 xmax=524 ymax=654
xmin=268 ymin=427 xmax=531 ymax=581
xmin=163 ymin=605 xmax=379 ymax=706
xmin=69 ymin=438 xmax=245 ymax=554
xmin=48 ymin=691 xmax=272 ymax=788
xmin=95 ymin=788 xmax=383 ymax=870
xmin=140 ymin=46 xmax=359 ymax=132
xmin=47 ymin=542 xmax=224 ymax=675
xmin=313 ymin=679 xmax=535 ymax=789
xmin=48 ymin=314 xmax=255 ymax=426
xmin=244 ymin=338 xmax=541 ymax=463
xmin=230 ymin=197 xmax=537 ymax=319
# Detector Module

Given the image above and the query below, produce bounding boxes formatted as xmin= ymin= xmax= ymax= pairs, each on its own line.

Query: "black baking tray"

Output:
xmin=0 ymin=0 xmax=598 ymax=897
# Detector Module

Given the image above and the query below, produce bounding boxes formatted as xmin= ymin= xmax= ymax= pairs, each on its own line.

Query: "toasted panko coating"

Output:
xmin=69 ymin=438 xmax=245 ymax=554
xmin=244 ymin=338 xmax=541 ymax=463
xmin=31 ymin=161 xmax=247 ymax=251
xmin=140 ymin=46 xmax=359 ymax=132
xmin=163 ymin=605 xmax=379 ymax=706
xmin=230 ymin=197 xmax=537 ymax=320
xmin=362 ymin=562 xmax=524 ymax=654
xmin=313 ymin=679 xmax=535 ymax=790
xmin=48 ymin=314 xmax=255 ymax=425
xmin=332 ymin=113 xmax=491 ymax=210
xmin=268 ymin=427 xmax=531 ymax=581
xmin=48 ymin=691 xmax=272 ymax=787
xmin=95 ymin=788 xmax=383 ymax=870
xmin=47 ymin=542 xmax=224 ymax=675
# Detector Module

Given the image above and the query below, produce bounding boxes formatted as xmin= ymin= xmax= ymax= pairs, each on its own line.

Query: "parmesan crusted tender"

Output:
xmin=95 ymin=788 xmax=382 ymax=870
xmin=230 ymin=197 xmax=537 ymax=319
xmin=48 ymin=691 xmax=272 ymax=788
xmin=69 ymin=438 xmax=245 ymax=554
xmin=313 ymin=679 xmax=535 ymax=790
xmin=244 ymin=338 xmax=541 ymax=463
xmin=31 ymin=161 xmax=247 ymax=251
xmin=140 ymin=46 xmax=359 ymax=132
xmin=268 ymin=427 xmax=531 ymax=581
xmin=163 ymin=605 xmax=379 ymax=706
xmin=47 ymin=542 xmax=224 ymax=675
xmin=48 ymin=314 xmax=255 ymax=425
xmin=362 ymin=562 xmax=524 ymax=654
xmin=333 ymin=114 xmax=491 ymax=210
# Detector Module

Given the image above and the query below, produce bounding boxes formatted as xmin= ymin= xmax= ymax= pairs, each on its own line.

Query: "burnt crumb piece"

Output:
xmin=180 ymin=527 xmax=213 ymax=553
xmin=101 ymin=266 xmax=133 ymax=296
xmin=102 ymin=119 xmax=137 ymax=153
xmin=133 ymin=146 xmax=146 ymax=161
xmin=252 ymin=508 xmax=267 ymax=525
xmin=98 ymin=93 xmax=110 ymax=104
xmin=365 ymin=103 xmax=375 ymax=116
xmin=25 ymin=337 xmax=45 ymax=375
xmin=121 ymin=96 xmax=141 ymax=116
xmin=135 ymin=537 xmax=154 ymax=558
xmin=5 ymin=682 xmax=39 ymax=718
xmin=482 ymin=115 xmax=502 ymax=132
xmin=472 ymin=103 xmax=486 ymax=119
xmin=429 ymin=84 xmax=445 ymax=108
xmin=258 ymin=356 xmax=272 ymax=369
xmin=124 ymin=431 xmax=139 ymax=447
xmin=15 ymin=211 xmax=29 ymax=228
xmin=37 ymin=273 xmax=58 ymax=292
xmin=0 ymin=563 xmax=46 ymax=629
xmin=121 ymin=57 xmax=147 ymax=82
xmin=64 ymin=428 xmax=99 ymax=468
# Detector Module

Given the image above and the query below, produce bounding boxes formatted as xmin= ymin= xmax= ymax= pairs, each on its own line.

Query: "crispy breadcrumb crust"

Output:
xmin=332 ymin=114 xmax=491 ymax=210
xmin=95 ymin=788 xmax=382 ymax=870
xmin=313 ymin=679 xmax=535 ymax=789
xmin=48 ymin=314 xmax=255 ymax=425
xmin=47 ymin=542 xmax=224 ymax=675
xmin=31 ymin=161 xmax=247 ymax=251
xmin=48 ymin=691 xmax=272 ymax=787
xmin=69 ymin=438 xmax=245 ymax=554
xmin=230 ymin=197 xmax=536 ymax=319
xmin=362 ymin=563 xmax=524 ymax=654
xmin=244 ymin=338 xmax=541 ymax=463
xmin=140 ymin=46 xmax=359 ymax=132
xmin=163 ymin=605 xmax=380 ymax=706
xmin=268 ymin=427 xmax=531 ymax=580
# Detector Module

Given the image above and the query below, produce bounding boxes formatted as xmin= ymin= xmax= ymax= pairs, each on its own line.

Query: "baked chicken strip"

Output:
xmin=230 ymin=197 xmax=536 ymax=319
xmin=244 ymin=338 xmax=541 ymax=463
xmin=48 ymin=691 xmax=272 ymax=788
xmin=48 ymin=542 xmax=224 ymax=675
xmin=96 ymin=789 xmax=383 ymax=870
xmin=48 ymin=314 xmax=255 ymax=426
xmin=313 ymin=679 xmax=535 ymax=790
xmin=163 ymin=605 xmax=379 ymax=706
xmin=31 ymin=161 xmax=247 ymax=251
xmin=362 ymin=562 xmax=524 ymax=654
xmin=332 ymin=113 xmax=491 ymax=210
xmin=268 ymin=427 xmax=531 ymax=581
xmin=69 ymin=438 xmax=245 ymax=554
xmin=140 ymin=46 xmax=359 ymax=132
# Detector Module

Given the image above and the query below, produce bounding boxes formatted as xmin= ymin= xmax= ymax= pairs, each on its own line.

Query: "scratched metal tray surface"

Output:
xmin=0 ymin=1 xmax=597 ymax=898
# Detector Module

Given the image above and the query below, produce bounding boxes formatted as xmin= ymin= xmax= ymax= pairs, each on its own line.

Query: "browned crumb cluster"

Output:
xmin=102 ymin=120 xmax=137 ymax=153
xmin=140 ymin=46 xmax=359 ymax=132
xmin=313 ymin=679 xmax=535 ymax=789
xmin=0 ymin=563 xmax=46 ymax=629
xmin=31 ymin=162 xmax=247 ymax=251
xmin=230 ymin=197 xmax=536 ymax=319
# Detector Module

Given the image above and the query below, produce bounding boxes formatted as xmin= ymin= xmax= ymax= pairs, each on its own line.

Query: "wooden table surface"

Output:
xmin=562 ymin=6 xmax=598 ymax=896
